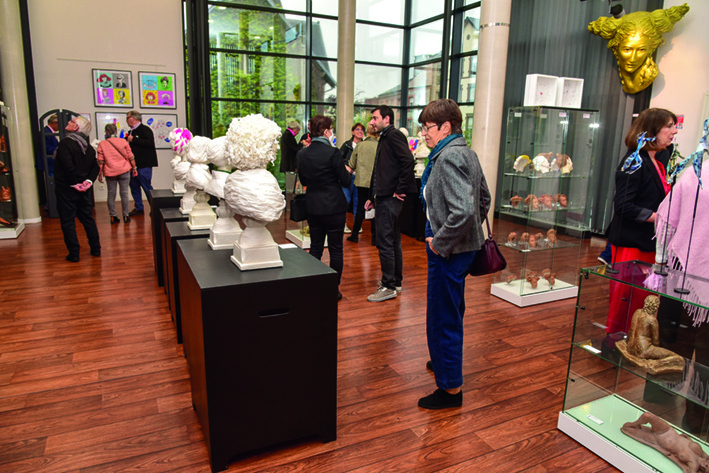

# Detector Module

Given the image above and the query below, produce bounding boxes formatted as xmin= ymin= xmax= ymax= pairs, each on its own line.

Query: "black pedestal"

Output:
xmin=161 ymin=208 xmax=189 ymax=296
xmin=176 ymin=240 xmax=338 ymax=472
xmin=149 ymin=189 xmax=183 ymax=287
xmin=165 ymin=221 xmax=209 ymax=343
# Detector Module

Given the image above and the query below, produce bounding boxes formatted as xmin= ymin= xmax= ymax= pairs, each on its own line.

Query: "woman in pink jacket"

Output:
xmin=97 ymin=123 xmax=137 ymax=223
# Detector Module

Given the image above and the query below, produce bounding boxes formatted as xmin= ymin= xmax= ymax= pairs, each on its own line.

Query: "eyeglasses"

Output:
xmin=421 ymin=124 xmax=440 ymax=133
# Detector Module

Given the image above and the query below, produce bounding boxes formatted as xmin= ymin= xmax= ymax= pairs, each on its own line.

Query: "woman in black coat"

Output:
xmin=296 ymin=115 xmax=352 ymax=299
xmin=605 ymin=108 xmax=677 ymax=335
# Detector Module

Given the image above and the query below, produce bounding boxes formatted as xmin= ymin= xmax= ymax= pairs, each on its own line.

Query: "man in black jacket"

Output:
xmin=365 ymin=105 xmax=416 ymax=302
xmin=125 ymin=110 xmax=158 ymax=216
xmin=54 ymin=116 xmax=101 ymax=262
xmin=279 ymin=121 xmax=301 ymax=174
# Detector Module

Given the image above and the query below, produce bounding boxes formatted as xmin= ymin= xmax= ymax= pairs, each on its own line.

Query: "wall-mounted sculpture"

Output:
xmin=588 ymin=4 xmax=689 ymax=94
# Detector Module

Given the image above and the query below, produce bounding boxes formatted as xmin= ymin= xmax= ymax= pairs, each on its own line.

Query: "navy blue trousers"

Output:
xmin=425 ymin=222 xmax=475 ymax=390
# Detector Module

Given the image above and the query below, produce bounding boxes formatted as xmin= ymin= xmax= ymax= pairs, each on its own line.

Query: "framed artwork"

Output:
xmin=138 ymin=72 xmax=176 ymax=109
xmin=95 ymin=112 xmax=176 ymax=149
xmin=92 ymin=69 xmax=133 ymax=108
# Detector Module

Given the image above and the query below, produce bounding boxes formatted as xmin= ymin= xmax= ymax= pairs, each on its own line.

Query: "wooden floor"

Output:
xmin=0 ymin=204 xmax=619 ymax=472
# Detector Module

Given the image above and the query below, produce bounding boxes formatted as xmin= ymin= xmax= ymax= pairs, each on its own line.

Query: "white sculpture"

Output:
xmin=223 ymin=114 xmax=285 ymax=270
xmin=203 ymin=136 xmax=243 ymax=249
xmin=414 ymin=132 xmax=430 ymax=178
xmin=168 ymin=128 xmax=192 ymax=194
xmin=185 ymin=136 xmax=217 ymax=230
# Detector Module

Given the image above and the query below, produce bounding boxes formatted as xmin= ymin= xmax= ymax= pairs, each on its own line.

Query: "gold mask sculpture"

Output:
xmin=588 ymin=4 xmax=689 ymax=94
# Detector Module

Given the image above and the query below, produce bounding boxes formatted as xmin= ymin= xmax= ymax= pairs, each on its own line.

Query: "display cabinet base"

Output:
xmin=0 ymin=222 xmax=24 ymax=239
xmin=490 ymin=278 xmax=577 ymax=307
xmin=285 ymin=229 xmax=327 ymax=250
xmin=558 ymin=394 xmax=709 ymax=472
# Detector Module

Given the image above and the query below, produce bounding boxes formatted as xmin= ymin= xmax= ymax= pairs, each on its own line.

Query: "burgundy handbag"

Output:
xmin=469 ymin=186 xmax=507 ymax=276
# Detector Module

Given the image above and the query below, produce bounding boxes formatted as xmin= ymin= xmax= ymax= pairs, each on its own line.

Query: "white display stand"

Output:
xmin=490 ymin=278 xmax=578 ymax=307
xmin=187 ymin=190 xmax=216 ymax=230
xmin=179 ymin=188 xmax=196 ymax=214
xmin=231 ymin=217 xmax=283 ymax=270
xmin=285 ymin=227 xmax=327 ymax=250
xmin=0 ymin=222 xmax=24 ymax=239
xmin=523 ymin=74 xmax=558 ymax=107
xmin=172 ymin=178 xmax=186 ymax=194
xmin=208 ymin=199 xmax=242 ymax=249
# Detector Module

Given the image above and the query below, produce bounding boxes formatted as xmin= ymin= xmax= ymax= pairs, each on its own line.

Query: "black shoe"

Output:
xmin=66 ymin=254 xmax=80 ymax=263
xmin=90 ymin=248 xmax=101 ymax=257
xmin=426 ymin=361 xmax=434 ymax=372
xmin=128 ymin=208 xmax=144 ymax=216
xmin=346 ymin=236 xmax=359 ymax=243
xmin=337 ymin=291 xmax=343 ymax=301
xmin=418 ymin=389 xmax=462 ymax=410
xmin=110 ymin=216 xmax=120 ymax=224
xmin=123 ymin=215 xmax=131 ymax=223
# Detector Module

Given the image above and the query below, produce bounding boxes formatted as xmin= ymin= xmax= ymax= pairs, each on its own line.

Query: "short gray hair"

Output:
xmin=126 ymin=110 xmax=142 ymax=121
xmin=74 ymin=116 xmax=92 ymax=135
xmin=288 ymin=121 xmax=300 ymax=132
xmin=105 ymin=123 xmax=117 ymax=136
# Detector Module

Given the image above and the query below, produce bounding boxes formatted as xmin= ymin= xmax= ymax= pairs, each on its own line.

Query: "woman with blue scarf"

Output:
xmin=418 ymin=99 xmax=490 ymax=410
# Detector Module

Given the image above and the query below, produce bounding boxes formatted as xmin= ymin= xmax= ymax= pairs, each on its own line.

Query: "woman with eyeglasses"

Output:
xmin=296 ymin=115 xmax=352 ymax=300
xmin=417 ymin=99 xmax=490 ymax=410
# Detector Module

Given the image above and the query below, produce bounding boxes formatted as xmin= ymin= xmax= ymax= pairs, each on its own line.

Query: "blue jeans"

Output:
xmin=129 ymin=167 xmax=153 ymax=211
xmin=425 ymin=221 xmax=475 ymax=390
xmin=374 ymin=196 xmax=404 ymax=289
xmin=342 ymin=179 xmax=357 ymax=212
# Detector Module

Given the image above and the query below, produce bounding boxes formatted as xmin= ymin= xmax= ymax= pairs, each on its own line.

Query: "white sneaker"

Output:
xmin=344 ymin=225 xmax=352 ymax=233
xmin=359 ymin=227 xmax=363 ymax=233
xmin=368 ymin=287 xmax=398 ymax=302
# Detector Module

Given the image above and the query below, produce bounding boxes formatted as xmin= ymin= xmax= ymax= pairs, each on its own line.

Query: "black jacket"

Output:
xmin=279 ymin=128 xmax=301 ymax=173
xmin=369 ymin=125 xmax=416 ymax=200
xmin=340 ymin=138 xmax=355 ymax=165
xmin=297 ymin=140 xmax=351 ymax=216
xmin=607 ymin=146 xmax=672 ymax=252
xmin=54 ymin=133 xmax=99 ymax=190
xmin=127 ymin=123 xmax=158 ymax=169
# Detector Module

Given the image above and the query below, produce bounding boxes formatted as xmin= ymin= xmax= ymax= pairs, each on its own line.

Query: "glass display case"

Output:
xmin=0 ymin=104 xmax=23 ymax=238
xmin=558 ymin=261 xmax=709 ymax=472
xmin=491 ymin=106 xmax=599 ymax=306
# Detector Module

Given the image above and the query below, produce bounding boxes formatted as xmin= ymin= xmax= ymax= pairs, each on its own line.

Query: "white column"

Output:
xmin=0 ymin=0 xmax=41 ymax=223
xmin=336 ymin=0 xmax=356 ymax=145
xmin=471 ymin=0 xmax=511 ymax=224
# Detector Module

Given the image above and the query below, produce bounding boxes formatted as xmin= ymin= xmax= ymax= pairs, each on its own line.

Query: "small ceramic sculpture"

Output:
xmin=559 ymin=194 xmax=568 ymax=207
xmin=533 ymin=152 xmax=553 ymax=174
xmin=203 ymin=136 xmax=243 ymax=249
xmin=615 ymin=295 xmax=685 ymax=375
xmin=547 ymin=228 xmax=557 ymax=245
xmin=185 ymin=135 xmax=217 ymax=230
xmin=223 ymin=114 xmax=285 ymax=270
xmin=414 ymin=131 xmax=430 ymax=178
xmin=524 ymin=194 xmax=539 ymax=210
xmin=528 ymin=234 xmax=537 ymax=248
xmin=168 ymin=128 xmax=192 ymax=194
xmin=552 ymin=153 xmax=573 ymax=174
xmin=622 ymin=412 xmax=709 ymax=473
xmin=521 ymin=232 xmax=530 ymax=243
xmin=513 ymin=155 xmax=531 ymax=172
xmin=510 ymin=195 xmax=523 ymax=208
xmin=505 ymin=274 xmax=516 ymax=284
xmin=508 ymin=232 xmax=517 ymax=244
xmin=526 ymin=271 xmax=540 ymax=289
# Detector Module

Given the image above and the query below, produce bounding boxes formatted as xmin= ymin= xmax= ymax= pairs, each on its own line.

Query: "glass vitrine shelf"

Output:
xmin=559 ymin=261 xmax=709 ymax=472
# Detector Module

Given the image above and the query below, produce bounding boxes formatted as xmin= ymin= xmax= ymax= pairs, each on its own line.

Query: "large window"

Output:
xmin=186 ymin=0 xmax=480 ymax=184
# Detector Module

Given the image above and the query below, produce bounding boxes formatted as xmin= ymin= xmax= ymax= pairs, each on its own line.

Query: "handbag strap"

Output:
xmin=105 ymin=138 xmax=129 ymax=161
xmin=479 ymin=182 xmax=493 ymax=238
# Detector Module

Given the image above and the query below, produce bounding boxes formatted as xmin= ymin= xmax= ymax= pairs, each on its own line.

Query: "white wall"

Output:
xmin=28 ymin=0 xmax=185 ymax=202
xmin=652 ymin=1 xmax=709 ymax=155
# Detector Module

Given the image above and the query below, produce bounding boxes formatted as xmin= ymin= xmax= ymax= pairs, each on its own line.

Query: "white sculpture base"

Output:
xmin=172 ymin=178 xmax=186 ymax=194
xmin=179 ymin=188 xmax=196 ymax=214
xmin=230 ymin=217 xmax=283 ymax=270
xmin=208 ymin=219 xmax=242 ymax=249
xmin=188 ymin=190 xmax=217 ymax=230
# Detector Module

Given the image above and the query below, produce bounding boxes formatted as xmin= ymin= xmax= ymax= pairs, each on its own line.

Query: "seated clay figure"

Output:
xmin=615 ymin=295 xmax=685 ymax=375
xmin=622 ymin=412 xmax=709 ymax=473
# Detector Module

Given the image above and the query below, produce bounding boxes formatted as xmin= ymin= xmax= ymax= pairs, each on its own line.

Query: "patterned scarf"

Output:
xmin=419 ymin=133 xmax=463 ymax=207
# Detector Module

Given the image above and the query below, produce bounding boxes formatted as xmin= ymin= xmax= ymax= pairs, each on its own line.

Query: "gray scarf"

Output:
xmin=65 ymin=132 xmax=88 ymax=153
